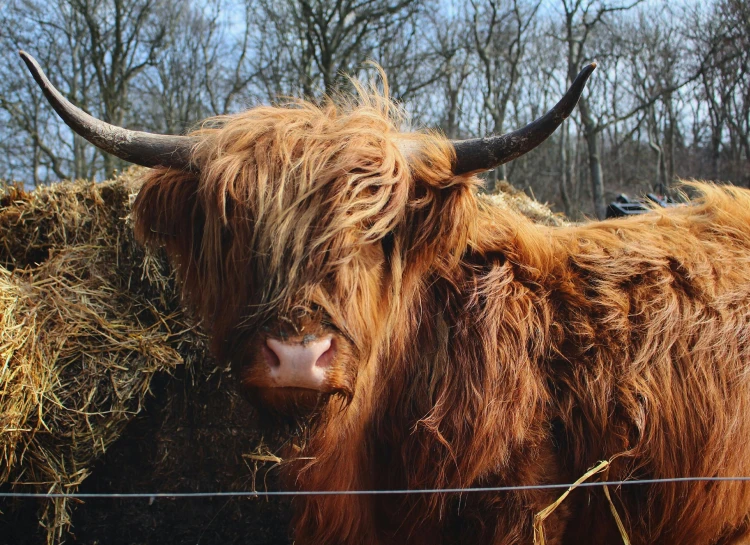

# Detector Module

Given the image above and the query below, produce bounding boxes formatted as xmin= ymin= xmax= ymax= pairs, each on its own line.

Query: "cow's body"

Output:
xmin=380 ymin=188 xmax=750 ymax=545
xmin=137 ymin=134 xmax=750 ymax=543
xmin=21 ymin=53 xmax=750 ymax=544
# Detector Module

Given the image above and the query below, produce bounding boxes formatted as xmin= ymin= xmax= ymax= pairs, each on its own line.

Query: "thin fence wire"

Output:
xmin=2 ymin=476 xmax=750 ymax=499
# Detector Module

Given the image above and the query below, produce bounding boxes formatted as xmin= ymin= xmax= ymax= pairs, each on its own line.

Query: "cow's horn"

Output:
xmin=451 ymin=62 xmax=597 ymax=176
xmin=19 ymin=51 xmax=197 ymax=170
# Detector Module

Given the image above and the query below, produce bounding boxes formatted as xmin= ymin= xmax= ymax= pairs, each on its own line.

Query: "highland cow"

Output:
xmin=22 ymin=51 xmax=750 ymax=544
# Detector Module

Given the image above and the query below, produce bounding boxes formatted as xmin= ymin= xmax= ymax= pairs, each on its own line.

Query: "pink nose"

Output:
xmin=264 ymin=336 xmax=334 ymax=390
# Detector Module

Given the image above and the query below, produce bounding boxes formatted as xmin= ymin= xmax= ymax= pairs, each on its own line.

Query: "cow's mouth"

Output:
xmin=270 ymin=386 xmax=326 ymax=394
xmin=241 ymin=384 xmax=331 ymax=423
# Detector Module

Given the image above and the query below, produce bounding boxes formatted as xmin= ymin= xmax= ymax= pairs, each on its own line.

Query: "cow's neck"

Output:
xmin=361 ymin=207 xmax=560 ymax=515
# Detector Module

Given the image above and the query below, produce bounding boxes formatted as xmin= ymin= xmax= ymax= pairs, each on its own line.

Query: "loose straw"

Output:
xmin=534 ymin=459 xmax=630 ymax=545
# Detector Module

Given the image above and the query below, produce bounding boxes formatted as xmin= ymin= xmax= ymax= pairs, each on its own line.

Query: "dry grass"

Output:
xmin=482 ymin=180 xmax=569 ymax=227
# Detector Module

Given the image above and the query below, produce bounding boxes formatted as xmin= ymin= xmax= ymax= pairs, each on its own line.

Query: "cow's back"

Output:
xmin=548 ymin=183 xmax=750 ymax=544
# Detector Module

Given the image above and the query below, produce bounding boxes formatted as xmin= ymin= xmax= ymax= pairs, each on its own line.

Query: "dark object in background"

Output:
xmin=606 ymin=193 xmax=678 ymax=218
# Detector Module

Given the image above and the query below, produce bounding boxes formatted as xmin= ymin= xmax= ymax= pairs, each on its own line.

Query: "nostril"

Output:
xmin=263 ymin=341 xmax=281 ymax=368
xmin=314 ymin=339 xmax=335 ymax=368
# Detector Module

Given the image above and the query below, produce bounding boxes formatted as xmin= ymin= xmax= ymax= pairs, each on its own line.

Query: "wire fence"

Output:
xmin=2 ymin=476 xmax=750 ymax=499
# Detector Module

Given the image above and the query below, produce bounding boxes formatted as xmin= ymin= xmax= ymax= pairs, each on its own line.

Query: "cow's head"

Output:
xmin=21 ymin=52 xmax=594 ymax=420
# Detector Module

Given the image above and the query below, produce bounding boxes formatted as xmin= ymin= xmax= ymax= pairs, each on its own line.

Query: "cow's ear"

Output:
xmin=132 ymin=169 xmax=205 ymax=292
xmin=402 ymin=147 xmax=480 ymax=274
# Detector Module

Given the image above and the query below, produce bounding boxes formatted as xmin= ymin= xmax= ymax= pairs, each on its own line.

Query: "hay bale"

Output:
xmin=482 ymin=180 xmax=569 ymax=227
xmin=0 ymin=172 xmax=564 ymax=544
xmin=0 ymin=170 xmax=206 ymax=543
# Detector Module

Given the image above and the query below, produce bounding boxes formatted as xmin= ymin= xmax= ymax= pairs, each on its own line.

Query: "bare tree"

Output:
xmin=133 ymin=0 xmax=236 ymax=131
xmin=557 ymin=0 xmax=648 ymax=218
xmin=471 ymin=0 xmax=540 ymax=189
xmin=0 ymin=0 xmax=172 ymax=181
xmin=614 ymin=7 xmax=685 ymax=194
xmin=408 ymin=4 xmax=473 ymax=137
xmin=0 ymin=1 xmax=97 ymax=183
xmin=245 ymin=0 xmax=424 ymax=100
xmin=66 ymin=0 xmax=170 ymax=176
xmin=688 ymin=0 xmax=750 ymax=184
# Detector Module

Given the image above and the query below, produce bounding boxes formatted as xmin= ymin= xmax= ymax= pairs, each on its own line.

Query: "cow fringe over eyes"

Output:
xmin=132 ymin=72 xmax=472 ymax=356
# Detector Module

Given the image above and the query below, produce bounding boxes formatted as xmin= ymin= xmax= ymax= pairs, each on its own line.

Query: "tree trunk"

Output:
xmin=585 ymin=129 xmax=606 ymax=219
xmin=649 ymin=136 xmax=666 ymax=194
xmin=578 ymin=98 xmax=606 ymax=219
xmin=102 ymin=150 xmax=116 ymax=180
xmin=486 ymin=169 xmax=497 ymax=193
xmin=659 ymin=147 xmax=667 ymax=194
xmin=711 ymin=130 xmax=722 ymax=181
xmin=74 ymin=135 xmax=85 ymax=180
xmin=666 ymin=93 xmax=676 ymax=192
xmin=559 ymin=120 xmax=573 ymax=217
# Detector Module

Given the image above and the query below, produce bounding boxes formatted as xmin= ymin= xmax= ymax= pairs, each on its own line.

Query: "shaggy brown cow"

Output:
xmin=22 ymin=51 xmax=750 ymax=545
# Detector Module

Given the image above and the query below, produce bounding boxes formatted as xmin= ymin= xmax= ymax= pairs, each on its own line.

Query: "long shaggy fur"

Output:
xmin=133 ymin=80 xmax=750 ymax=544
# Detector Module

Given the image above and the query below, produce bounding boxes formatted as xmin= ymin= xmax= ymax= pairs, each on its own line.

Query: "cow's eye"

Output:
xmin=381 ymin=232 xmax=395 ymax=262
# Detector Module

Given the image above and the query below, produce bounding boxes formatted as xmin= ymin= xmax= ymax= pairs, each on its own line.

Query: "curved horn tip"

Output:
xmin=573 ymin=61 xmax=599 ymax=84
xmin=19 ymin=51 xmax=54 ymax=94
xmin=19 ymin=50 xmax=36 ymax=74
xmin=570 ymin=61 xmax=599 ymax=90
xmin=19 ymin=50 xmax=37 ymax=70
